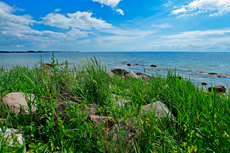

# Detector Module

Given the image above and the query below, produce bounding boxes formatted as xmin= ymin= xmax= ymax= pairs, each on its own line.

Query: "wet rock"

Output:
xmin=111 ymin=69 xmax=128 ymax=76
xmin=3 ymin=92 xmax=36 ymax=116
xmin=132 ymin=63 xmax=141 ymax=66
xmin=217 ymin=75 xmax=227 ymax=78
xmin=150 ymin=64 xmax=157 ymax=67
xmin=111 ymin=94 xmax=131 ymax=107
xmin=125 ymin=71 xmax=141 ymax=79
xmin=127 ymin=63 xmax=131 ymax=66
xmin=201 ymin=82 xmax=208 ymax=85
xmin=208 ymin=73 xmax=218 ymax=76
xmin=121 ymin=61 xmax=127 ymax=64
xmin=106 ymin=70 xmax=115 ymax=78
xmin=208 ymin=85 xmax=226 ymax=93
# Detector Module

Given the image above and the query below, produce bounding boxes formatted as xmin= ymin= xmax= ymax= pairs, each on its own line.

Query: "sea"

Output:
xmin=0 ymin=52 xmax=230 ymax=92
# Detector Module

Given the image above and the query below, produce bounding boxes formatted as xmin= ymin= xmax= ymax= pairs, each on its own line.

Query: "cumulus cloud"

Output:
xmin=42 ymin=11 xmax=112 ymax=30
xmin=0 ymin=1 xmax=92 ymax=48
xmin=54 ymin=8 xmax=61 ymax=12
xmin=92 ymin=0 xmax=122 ymax=8
xmin=172 ymin=0 xmax=230 ymax=16
xmin=151 ymin=23 xmax=171 ymax=28
xmin=115 ymin=9 xmax=124 ymax=15
xmin=92 ymin=0 xmax=124 ymax=15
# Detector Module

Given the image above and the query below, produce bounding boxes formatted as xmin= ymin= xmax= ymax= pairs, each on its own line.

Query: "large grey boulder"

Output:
xmin=125 ymin=71 xmax=141 ymax=79
xmin=3 ymin=92 xmax=36 ymax=116
xmin=142 ymin=101 xmax=175 ymax=130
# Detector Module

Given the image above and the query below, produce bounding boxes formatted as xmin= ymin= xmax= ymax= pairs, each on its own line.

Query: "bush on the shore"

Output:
xmin=0 ymin=53 xmax=230 ymax=152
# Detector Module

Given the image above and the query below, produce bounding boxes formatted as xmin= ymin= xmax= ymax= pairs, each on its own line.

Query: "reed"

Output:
xmin=0 ymin=53 xmax=229 ymax=152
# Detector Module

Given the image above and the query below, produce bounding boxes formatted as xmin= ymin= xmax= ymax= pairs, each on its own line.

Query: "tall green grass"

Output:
xmin=0 ymin=53 xmax=229 ymax=152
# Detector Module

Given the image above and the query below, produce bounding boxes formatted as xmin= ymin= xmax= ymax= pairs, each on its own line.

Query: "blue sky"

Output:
xmin=0 ymin=0 xmax=230 ymax=51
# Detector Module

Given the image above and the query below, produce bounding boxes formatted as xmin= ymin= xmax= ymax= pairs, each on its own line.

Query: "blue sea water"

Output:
xmin=0 ymin=52 xmax=230 ymax=91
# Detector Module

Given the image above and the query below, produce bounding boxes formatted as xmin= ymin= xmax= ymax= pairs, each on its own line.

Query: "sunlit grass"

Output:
xmin=0 ymin=52 xmax=229 ymax=152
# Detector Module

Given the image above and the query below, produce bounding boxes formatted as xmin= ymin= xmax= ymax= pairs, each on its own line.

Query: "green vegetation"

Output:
xmin=0 ymin=53 xmax=230 ymax=152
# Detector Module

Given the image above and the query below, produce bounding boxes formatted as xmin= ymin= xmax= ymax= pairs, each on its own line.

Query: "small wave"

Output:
xmin=219 ymin=65 xmax=225 ymax=67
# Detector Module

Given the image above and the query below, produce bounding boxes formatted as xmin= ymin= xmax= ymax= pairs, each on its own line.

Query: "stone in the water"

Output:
xmin=150 ymin=64 xmax=157 ymax=67
xmin=201 ymin=82 xmax=208 ymax=85
xmin=111 ymin=68 xmax=128 ymax=76
xmin=127 ymin=63 xmax=131 ymax=66
xmin=3 ymin=92 xmax=36 ymax=116
xmin=208 ymin=85 xmax=226 ymax=93
xmin=121 ymin=61 xmax=127 ymax=64
xmin=132 ymin=63 xmax=141 ymax=66
xmin=208 ymin=73 xmax=218 ymax=76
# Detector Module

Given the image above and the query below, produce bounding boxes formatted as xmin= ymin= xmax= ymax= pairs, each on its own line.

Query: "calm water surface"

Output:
xmin=1 ymin=52 xmax=230 ymax=91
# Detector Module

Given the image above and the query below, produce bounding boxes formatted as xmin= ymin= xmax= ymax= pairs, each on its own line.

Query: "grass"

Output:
xmin=0 ymin=52 xmax=230 ymax=152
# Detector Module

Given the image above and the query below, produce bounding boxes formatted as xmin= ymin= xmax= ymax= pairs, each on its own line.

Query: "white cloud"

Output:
xmin=42 ymin=11 xmax=112 ymax=30
xmin=16 ymin=45 xmax=24 ymax=47
xmin=0 ymin=1 xmax=36 ymax=25
xmin=92 ymin=0 xmax=124 ymax=15
xmin=115 ymin=9 xmax=124 ymax=15
xmin=164 ymin=30 xmax=230 ymax=39
xmin=151 ymin=23 xmax=171 ymax=28
xmin=92 ymin=0 xmax=122 ymax=8
xmin=54 ymin=8 xmax=61 ymax=12
xmin=0 ymin=1 xmax=92 ymax=49
xmin=172 ymin=0 xmax=230 ymax=16
xmin=163 ymin=1 xmax=173 ymax=7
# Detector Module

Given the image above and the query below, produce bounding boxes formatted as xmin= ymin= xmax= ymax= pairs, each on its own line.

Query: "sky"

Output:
xmin=0 ymin=0 xmax=230 ymax=52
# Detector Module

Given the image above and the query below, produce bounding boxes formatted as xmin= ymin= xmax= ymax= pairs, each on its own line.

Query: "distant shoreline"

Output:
xmin=0 ymin=51 xmax=81 ymax=53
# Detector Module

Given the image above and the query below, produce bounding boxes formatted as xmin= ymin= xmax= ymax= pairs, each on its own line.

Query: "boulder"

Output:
xmin=43 ymin=63 xmax=52 ymax=69
xmin=3 ymin=92 xmax=36 ymax=116
xmin=132 ymin=63 xmax=141 ymax=66
xmin=142 ymin=101 xmax=175 ymax=130
xmin=121 ymin=61 xmax=127 ymax=65
xmin=125 ymin=71 xmax=141 ymax=79
xmin=208 ymin=73 xmax=218 ymax=76
xmin=0 ymin=127 xmax=25 ymax=151
xmin=111 ymin=69 xmax=128 ymax=76
xmin=111 ymin=94 xmax=131 ymax=107
xmin=106 ymin=70 xmax=115 ymax=78
xmin=150 ymin=64 xmax=157 ymax=67
xmin=201 ymin=82 xmax=208 ymax=85
xmin=127 ymin=63 xmax=131 ymax=66
xmin=208 ymin=85 xmax=226 ymax=93
xmin=135 ymin=72 xmax=151 ymax=80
